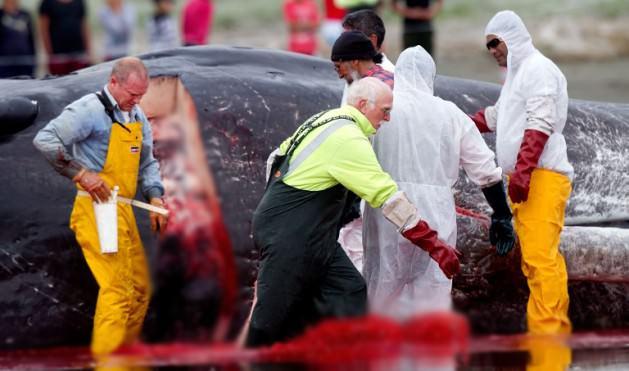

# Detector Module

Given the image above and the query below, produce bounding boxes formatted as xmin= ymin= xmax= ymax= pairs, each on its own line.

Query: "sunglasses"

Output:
xmin=486 ymin=38 xmax=502 ymax=50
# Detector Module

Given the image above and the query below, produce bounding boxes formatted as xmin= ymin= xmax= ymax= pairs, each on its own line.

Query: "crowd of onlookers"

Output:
xmin=0 ymin=0 xmax=439 ymax=78
xmin=0 ymin=0 xmax=213 ymax=78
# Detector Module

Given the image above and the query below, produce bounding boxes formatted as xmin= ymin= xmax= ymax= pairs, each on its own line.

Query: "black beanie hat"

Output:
xmin=331 ymin=30 xmax=382 ymax=63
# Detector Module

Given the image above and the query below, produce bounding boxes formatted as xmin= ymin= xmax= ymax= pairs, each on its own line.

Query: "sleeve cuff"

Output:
xmin=59 ymin=160 xmax=84 ymax=180
xmin=382 ymin=191 xmax=421 ymax=232
xmin=145 ymin=187 xmax=164 ymax=201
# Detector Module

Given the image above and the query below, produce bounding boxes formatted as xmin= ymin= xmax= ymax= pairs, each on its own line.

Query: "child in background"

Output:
xmin=283 ymin=0 xmax=320 ymax=56
xmin=147 ymin=0 xmax=178 ymax=52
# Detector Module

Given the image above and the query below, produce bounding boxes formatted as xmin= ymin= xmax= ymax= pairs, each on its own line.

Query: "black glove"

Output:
xmin=490 ymin=215 xmax=516 ymax=256
xmin=481 ymin=181 xmax=516 ymax=256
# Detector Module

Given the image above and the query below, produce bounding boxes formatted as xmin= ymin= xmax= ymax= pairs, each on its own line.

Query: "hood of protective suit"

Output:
xmin=485 ymin=10 xmax=536 ymax=74
xmin=393 ymin=46 xmax=435 ymax=95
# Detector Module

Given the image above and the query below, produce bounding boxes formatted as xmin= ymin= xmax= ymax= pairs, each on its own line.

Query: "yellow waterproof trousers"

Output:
xmin=70 ymin=121 xmax=152 ymax=355
xmin=521 ymin=335 xmax=572 ymax=371
xmin=510 ymin=169 xmax=572 ymax=335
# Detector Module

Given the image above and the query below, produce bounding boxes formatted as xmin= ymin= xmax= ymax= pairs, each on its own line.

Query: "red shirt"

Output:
xmin=283 ymin=0 xmax=320 ymax=55
xmin=324 ymin=0 xmax=345 ymax=20
xmin=182 ymin=0 xmax=213 ymax=45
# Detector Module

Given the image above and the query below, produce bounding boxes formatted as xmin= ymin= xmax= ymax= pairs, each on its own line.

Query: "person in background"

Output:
xmin=33 ymin=57 xmax=167 ymax=355
xmin=283 ymin=0 xmax=320 ymax=55
xmin=333 ymin=31 xmax=393 ymax=100
xmin=147 ymin=0 xmax=179 ymax=52
xmin=340 ymin=10 xmax=394 ymax=99
xmin=39 ymin=0 xmax=91 ymax=75
xmin=321 ymin=0 xmax=345 ymax=48
xmin=335 ymin=0 xmax=380 ymax=14
xmin=391 ymin=0 xmax=443 ymax=55
xmin=247 ymin=77 xmax=460 ymax=347
xmin=98 ymin=0 xmax=135 ymax=61
xmin=363 ymin=45 xmax=515 ymax=318
xmin=0 ymin=0 xmax=36 ymax=78
xmin=332 ymin=26 xmax=394 ymax=272
xmin=470 ymin=10 xmax=573 ymax=336
xmin=182 ymin=0 xmax=213 ymax=46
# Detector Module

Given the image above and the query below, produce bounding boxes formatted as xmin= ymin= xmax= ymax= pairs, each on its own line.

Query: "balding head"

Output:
xmin=110 ymin=57 xmax=148 ymax=83
xmin=346 ymin=77 xmax=393 ymax=130
xmin=108 ymin=57 xmax=149 ymax=112
xmin=346 ymin=77 xmax=391 ymax=107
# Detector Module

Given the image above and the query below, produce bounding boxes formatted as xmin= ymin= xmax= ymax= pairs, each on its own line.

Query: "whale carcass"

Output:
xmin=0 ymin=46 xmax=627 ymax=349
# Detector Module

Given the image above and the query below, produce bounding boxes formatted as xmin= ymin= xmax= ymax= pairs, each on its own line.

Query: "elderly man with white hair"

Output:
xmin=363 ymin=45 xmax=515 ymax=319
xmin=471 ymin=11 xmax=573 ymax=335
xmin=247 ymin=77 xmax=461 ymax=347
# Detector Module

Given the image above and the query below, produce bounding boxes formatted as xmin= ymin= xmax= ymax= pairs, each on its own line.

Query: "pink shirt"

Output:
xmin=283 ymin=0 xmax=320 ymax=55
xmin=182 ymin=0 xmax=213 ymax=45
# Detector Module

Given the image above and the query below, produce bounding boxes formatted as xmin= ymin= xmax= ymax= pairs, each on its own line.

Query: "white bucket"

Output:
xmin=93 ymin=186 xmax=119 ymax=254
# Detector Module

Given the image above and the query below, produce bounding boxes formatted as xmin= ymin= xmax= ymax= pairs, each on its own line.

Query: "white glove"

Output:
xmin=381 ymin=191 xmax=421 ymax=232
xmin=265 ymin=148 xmax=281 ymax=182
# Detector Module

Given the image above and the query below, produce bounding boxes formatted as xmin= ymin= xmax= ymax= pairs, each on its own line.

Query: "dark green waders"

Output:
xmin=246 ymin=114 xmax=368 ymax=347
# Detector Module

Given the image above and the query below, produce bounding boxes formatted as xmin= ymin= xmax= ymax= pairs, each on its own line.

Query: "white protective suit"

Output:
xmin=338 ymin=54 xmax=395 ymax=272
xmin=484 ymin=11 xmax=573 ymax=178
xmin=362 ymin=46 xmax=502 ymax=318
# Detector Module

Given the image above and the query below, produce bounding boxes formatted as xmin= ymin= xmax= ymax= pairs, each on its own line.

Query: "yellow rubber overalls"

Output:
xmin=70 ymin=121 xmax=151 ymax=355
xmin=510 ymin=168 xmax=572 ymax=335
xmin=523 ymin=335 xmax=572 ymax=371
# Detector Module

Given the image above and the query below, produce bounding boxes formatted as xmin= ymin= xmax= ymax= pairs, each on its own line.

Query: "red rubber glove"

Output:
xmin=469 ymin=109 xmax=491 ymax=133
xmin=402 ymin=220 xmax=462 ymax=279
xmin=509 ymin=129 xmax=550 ymax=203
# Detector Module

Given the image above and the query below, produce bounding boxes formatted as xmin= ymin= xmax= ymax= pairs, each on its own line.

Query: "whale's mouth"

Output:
xmin=139 ymin=76 xmax=238 ymax=343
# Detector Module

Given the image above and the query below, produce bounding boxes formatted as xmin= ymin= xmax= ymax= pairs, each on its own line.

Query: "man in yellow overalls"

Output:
xmin=471 ymin=11 xmax=573 ymax=336
xmin=471 ymin=12 xmax=573 ymax=370
xmin=33 ymin=57 xmax=167 ymax=355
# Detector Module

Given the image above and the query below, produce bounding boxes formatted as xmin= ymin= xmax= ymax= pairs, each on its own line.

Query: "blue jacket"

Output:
xmin=33 ymin=85 xmax=164 ymax=200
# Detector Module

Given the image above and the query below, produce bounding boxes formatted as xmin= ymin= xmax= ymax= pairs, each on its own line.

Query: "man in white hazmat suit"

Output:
xmin=470 ymin=11 xmax=574 ymax=335
xmin=363 ymin=46 xmax=516 ymax=318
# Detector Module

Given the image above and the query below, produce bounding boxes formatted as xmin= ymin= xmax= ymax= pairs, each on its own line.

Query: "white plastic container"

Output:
xmin=93 ymin=186 xmax=119 ymax=254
